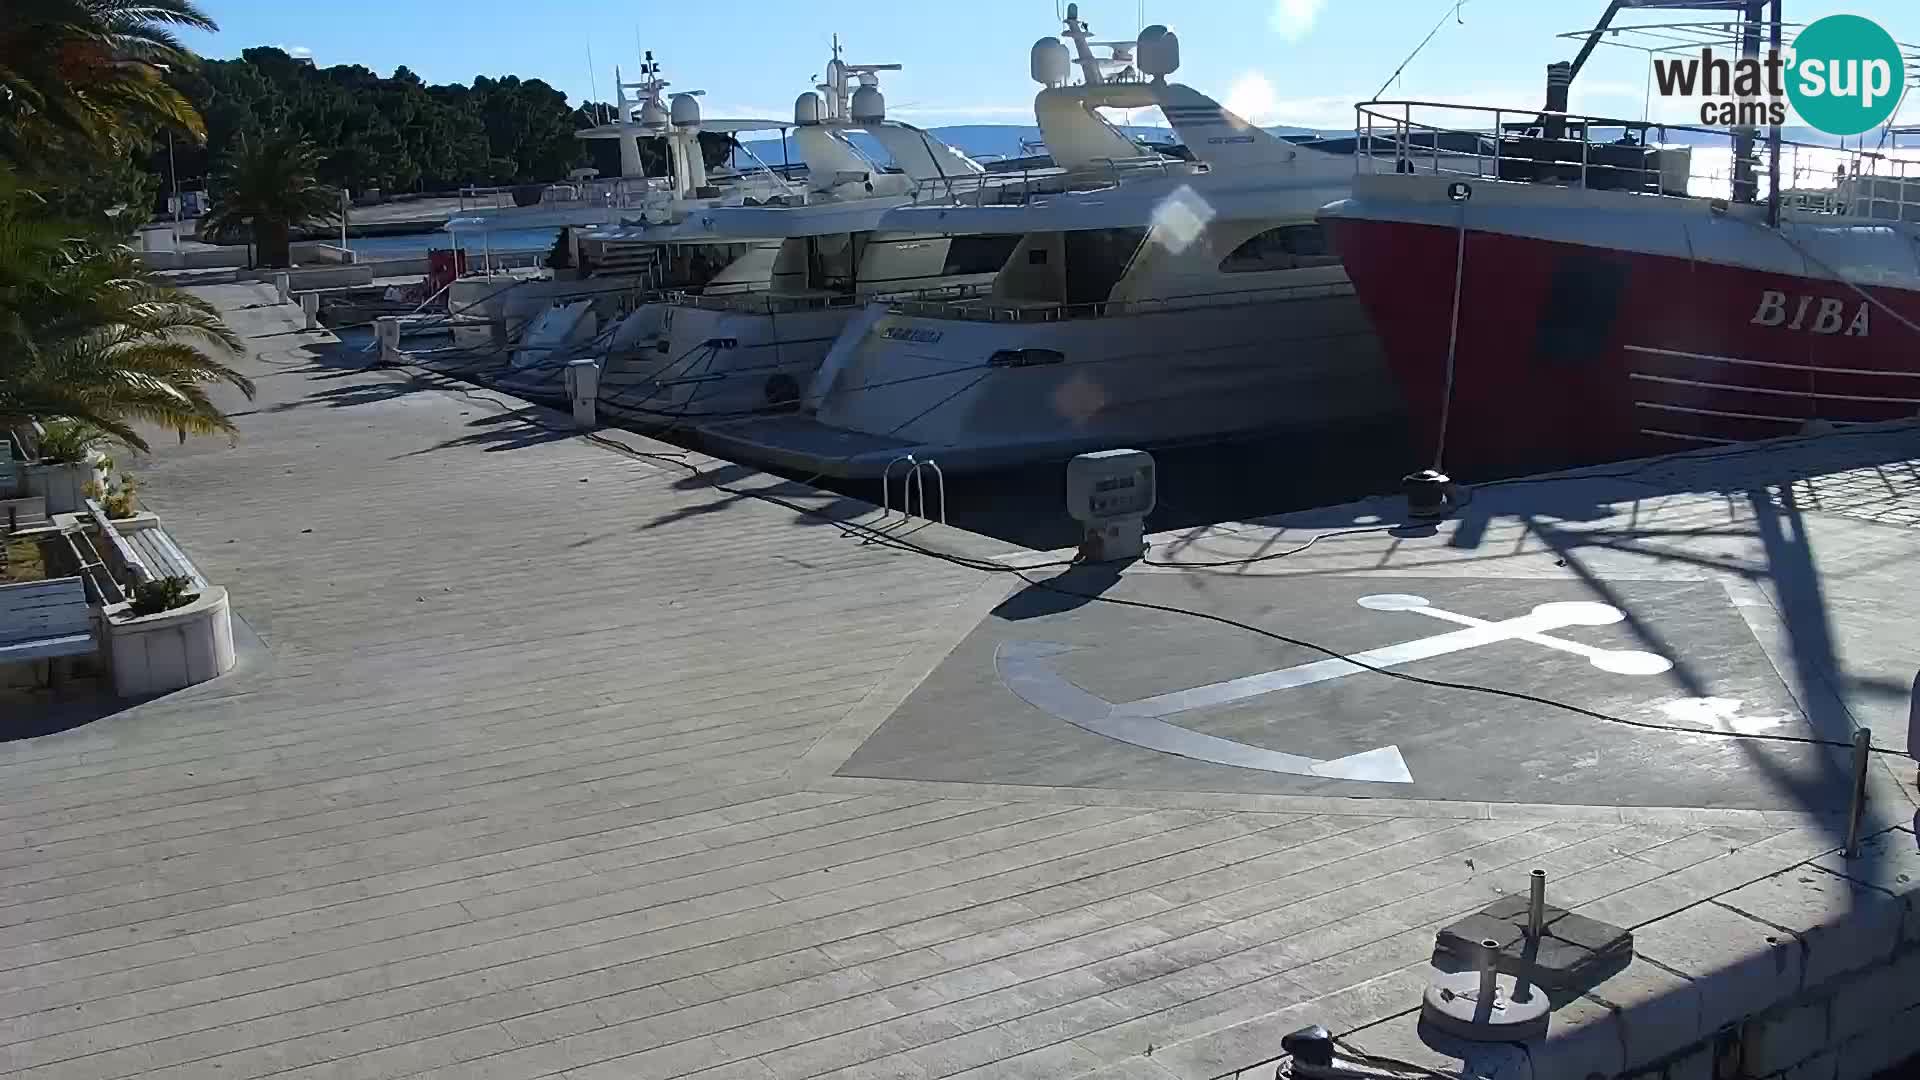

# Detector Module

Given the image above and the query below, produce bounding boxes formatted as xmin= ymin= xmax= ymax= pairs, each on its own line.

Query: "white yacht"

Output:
xmin=597 ymin=41 xmax=1024 ymax=428
xmin=446 ymin=54 xmax=799 ymax=396
xmin=482 ymin=45 xmax=965 ymax=403
xmin=454 ymin=51 xmax=798 ymax=236
xmin=699 ymin=14 xmax=1398 ymax=477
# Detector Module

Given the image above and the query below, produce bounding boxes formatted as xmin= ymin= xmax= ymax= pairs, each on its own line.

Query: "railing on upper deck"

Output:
xmin=458 ymin=169 xmax=800 ymax=218
xmin=1355 ymin=100 xmax=1920 ymax=224
xmin=665 ymin=280 xmax=1005 ymax=317
xmin=908 ymin=154 xmax=1196 ymax=209
xmin=885 ymin=280 xmax=1355 ymax=324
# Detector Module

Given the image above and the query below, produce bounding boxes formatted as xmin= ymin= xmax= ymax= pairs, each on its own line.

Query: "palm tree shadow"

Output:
xmin=397 ymin=407 xmax=576 ymax=456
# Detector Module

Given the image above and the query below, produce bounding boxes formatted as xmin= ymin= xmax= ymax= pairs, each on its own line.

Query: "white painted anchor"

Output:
xmin=996 ymin=594 xmax=1674 ymax=785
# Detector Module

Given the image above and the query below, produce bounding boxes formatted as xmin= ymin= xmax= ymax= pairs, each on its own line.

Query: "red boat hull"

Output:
xmin=1323 ymin=217 xmax=1920 ymax=477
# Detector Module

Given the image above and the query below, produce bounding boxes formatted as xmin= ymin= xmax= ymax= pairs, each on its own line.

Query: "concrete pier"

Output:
xmin=0 ymin=280 xmax=1913 ymax=1080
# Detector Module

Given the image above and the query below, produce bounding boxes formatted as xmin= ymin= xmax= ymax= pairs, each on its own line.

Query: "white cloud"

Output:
xmin=1269 ymin=0 xmax=1326 ymax=41
xmin=286 ymin=45 xmax=312 ymax=59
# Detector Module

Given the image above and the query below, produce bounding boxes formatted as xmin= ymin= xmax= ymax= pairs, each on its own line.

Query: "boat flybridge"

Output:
xmin=490 ymin=42 xmax=982 ymax=403
xmin=594 ymin=38 xmax=1015 ymax=428
xmin=455 ymin=51 xmax=798 ymax=234
xmin=696 ymin=8 xmax=1400 ymax=478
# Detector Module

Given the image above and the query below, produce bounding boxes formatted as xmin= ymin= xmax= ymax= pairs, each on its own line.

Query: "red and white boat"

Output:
xmin=1319 ymin=9 xmax=1920 ymax=477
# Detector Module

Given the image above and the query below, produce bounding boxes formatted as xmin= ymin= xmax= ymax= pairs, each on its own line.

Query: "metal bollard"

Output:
xmin=1514 ymin=869 xmax=1547 ymax=1005
xmin=300 ymin=292 xmax=319 ymax=330
xmin=1907 ymin=670 xmax=1917 ymax=771
xmin=1528 ymin=868 xmax=1547 ymax=942
xmin=1473 ymin=938 xmax=1501 ymax=1025
xmin=1845 ymin=728 xmax=1873 ymax=858
xmin=274 ymin=272 xmax=291 ymax=303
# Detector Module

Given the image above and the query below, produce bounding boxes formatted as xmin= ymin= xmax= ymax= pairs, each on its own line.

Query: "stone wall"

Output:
xmin=1605 ymin=826 xmax=1920 ymax=1080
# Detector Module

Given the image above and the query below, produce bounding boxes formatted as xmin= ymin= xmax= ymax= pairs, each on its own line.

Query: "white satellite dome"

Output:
xmin=638 ymin=99 xmax=669 ymax=127
xmin=794 ymin=91 xmax=824 ymax=126
xmin=1137 ymin=25 xmax=1180 ymax=78
xmin=1030 ymin=38 xmax=1070 ymax=87
xmin=850 ymin=84 xmax=885 ymax=123
xmin=669 ymin=93 xmax=702 ymax=128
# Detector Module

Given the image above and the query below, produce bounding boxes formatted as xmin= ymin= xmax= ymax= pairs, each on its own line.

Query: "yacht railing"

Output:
xmin=456 ymin=170 xmax=801 ymax=219
xmin=665 ymin=291 xmax=865 ymax=316
xmin=909 ymin=155 xmax=1194 ymax=208
xmin=886 ymin=280 xmax=1355 ymax=323
xmin=1356 ymin=100 xmax=1920 ymax=223
xmin=665 ymin=280 xmax=1001 ymax=317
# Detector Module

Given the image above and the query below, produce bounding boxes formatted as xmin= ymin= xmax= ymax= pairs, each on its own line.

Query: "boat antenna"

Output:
xmin=586 ymin=41 xmax=601 ymax=123
xmin=1371 ymin=0 xmax=1469 ymax=100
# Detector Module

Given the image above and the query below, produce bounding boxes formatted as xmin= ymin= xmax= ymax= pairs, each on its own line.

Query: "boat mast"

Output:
xmin=1767 ymin=0 xmax=1784 ymax=226
xmin=1731 ymin=0 xmax=1765 ymax=206
xmin=1063 ymin=3 xmax=1105 ymax=86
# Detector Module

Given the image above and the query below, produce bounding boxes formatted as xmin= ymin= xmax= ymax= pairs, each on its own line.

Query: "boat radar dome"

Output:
xmin=1031 ymin=37 xmax=1070 ymax=87
xmin=794 ymin=91 xmax=824 ymax=126
xmin=638 ymin=99 xmax=669 ymax=127
xmin=1137 ymin=25 xmax=1179 ymax=79
xmin=669 ymin=93 xmax=702 ymax=128
xmin=850 ymin=83 xmax=885 ymax=123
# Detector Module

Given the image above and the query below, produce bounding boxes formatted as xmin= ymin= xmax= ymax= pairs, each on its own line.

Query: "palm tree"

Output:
xmin=0 ymin=0 xmax=216 ymax=164
xmin=199 ymin=130 xmax=339 ymax=268
xmin=0 ymin=184 xmax=254 ymax=451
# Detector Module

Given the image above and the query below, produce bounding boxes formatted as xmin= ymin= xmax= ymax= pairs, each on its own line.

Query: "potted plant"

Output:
xmin=25 ymin=421 xmax=111 ymax=514
xmin=83 ymin=471 xmax=140 ymax=519
xmin=129 ymin=575 xmax=198 ymax=616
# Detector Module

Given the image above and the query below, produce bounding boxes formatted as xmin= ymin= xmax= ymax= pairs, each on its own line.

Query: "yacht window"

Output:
xmin=1219 ymin=224 xmax=1340 ymax=273
xmin=665 ymin=243 xmax=753 ymax=289
xmin=1063 ymin=227 xmax=1148 ymax=306
xmin=941 ymin=235 xmax=1023 ymax=277
xmin=809 ymin=233 xmax=861 ymax=293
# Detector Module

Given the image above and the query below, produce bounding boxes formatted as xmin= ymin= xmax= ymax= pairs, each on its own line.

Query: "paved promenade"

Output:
xmin=0 ymin=282 xmax=1913 ymax=1080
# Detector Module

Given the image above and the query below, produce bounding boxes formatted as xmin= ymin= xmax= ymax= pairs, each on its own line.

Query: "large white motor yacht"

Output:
xmin=700 ymin=13 xmax=1399 ymax=477
xmin=594 ymin=41 xmax=1010 ymax=428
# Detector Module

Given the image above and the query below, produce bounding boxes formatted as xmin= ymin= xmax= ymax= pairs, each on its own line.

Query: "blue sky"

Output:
xmin=182 ymin=1 xmax=1917 ymax=131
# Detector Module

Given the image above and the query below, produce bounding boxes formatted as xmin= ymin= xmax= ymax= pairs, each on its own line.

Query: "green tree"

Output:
xmin=0 ymin=180 xmax=254 ymax=450
xmin=0 ymin=0 xmax=215 ymax=165
xmin=150 ymin=52 xmax=608 ymax=199
xmin=199 ymin=130 xmax=339 ymax=268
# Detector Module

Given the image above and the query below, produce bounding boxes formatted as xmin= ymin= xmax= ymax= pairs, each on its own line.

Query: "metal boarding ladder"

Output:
xmin=879 ymin=455 xmax=946 ymax=528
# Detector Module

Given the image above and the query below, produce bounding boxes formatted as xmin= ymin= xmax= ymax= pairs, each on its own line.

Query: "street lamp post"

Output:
xmin=168 ymin=129 xmax=182 ymax=232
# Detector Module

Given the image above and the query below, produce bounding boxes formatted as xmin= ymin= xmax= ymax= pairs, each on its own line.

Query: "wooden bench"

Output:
xmin=0 ymin=577 xmax=95 ymax=665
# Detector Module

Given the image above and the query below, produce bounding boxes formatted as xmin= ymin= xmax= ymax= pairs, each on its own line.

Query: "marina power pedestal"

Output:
xmin=565 ymin=359 xmax=600 ymax=429
xmin=1065 ymin=449 xmax=1156 ymax=562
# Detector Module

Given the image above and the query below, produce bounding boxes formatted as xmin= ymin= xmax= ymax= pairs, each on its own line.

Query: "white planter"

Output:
xmin=104 ymin=586 xmax=236 ymax=698
xmin=25 ymin=460 xmax=105 ymax=515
